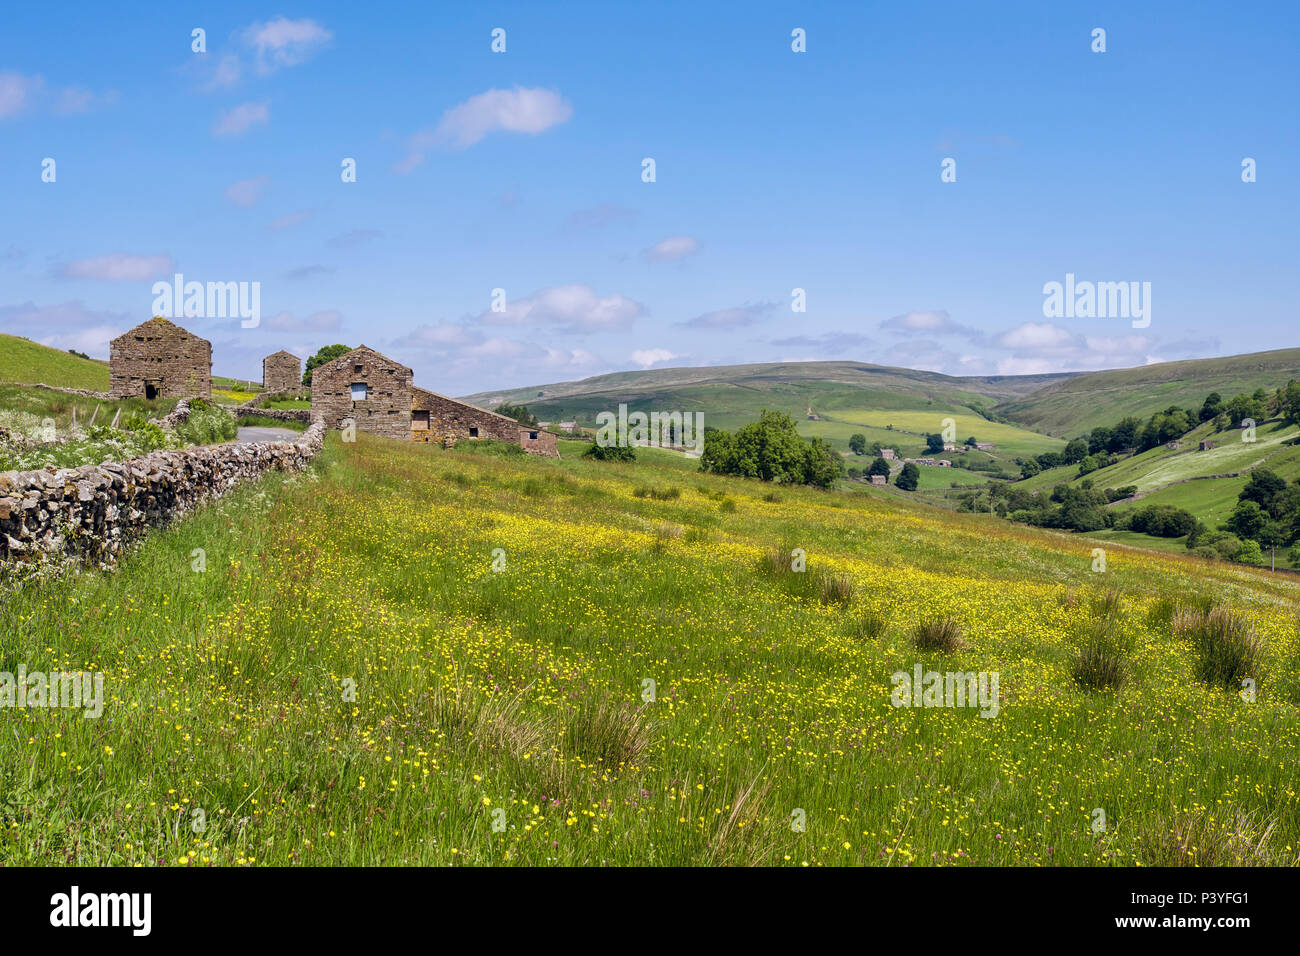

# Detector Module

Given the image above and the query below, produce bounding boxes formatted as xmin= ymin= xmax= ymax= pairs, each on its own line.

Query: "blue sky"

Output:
xmin=2 ymin=1 xmax=1296 ymax=394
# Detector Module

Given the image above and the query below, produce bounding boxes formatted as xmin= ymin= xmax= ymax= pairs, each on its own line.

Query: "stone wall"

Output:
xmin=236 ymin=406 xmax=312 ymax=425
xmin=0 ymin=419 xmax=325 ymax=570
xmin=311 ymin=346 xmax=412 ymax=440
xmin=411 ymin=388 xmax=558 ymax=456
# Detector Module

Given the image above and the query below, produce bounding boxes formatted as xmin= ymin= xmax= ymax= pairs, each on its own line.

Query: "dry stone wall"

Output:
xmin=0 ymin=419 xmax=325 ymax=570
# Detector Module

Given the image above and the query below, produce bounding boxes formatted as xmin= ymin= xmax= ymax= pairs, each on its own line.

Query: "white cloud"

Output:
xmin=242 ymin=17 xmax=332 ymax=74
xmin=202 ymin=54 xmax=242 ymax=91
xmin=630 ymin=348 xmax=682 ymax=368
xmin=476 ymin=284 xmax=643 ymax=334
xmin=213 ymin=101 xmax=269 ymax=138
xmin=223 ymin=175 xmax=270 ymax=207
xmin=398 ymin=86 xmax=572 ymax=169
xmin=58 ymin=253 xmax=173 ymax=281
xmin=996 ymin=322 xmax=1077 ymax=350
xmin=642 ymin=236 xmax=700 ymax=263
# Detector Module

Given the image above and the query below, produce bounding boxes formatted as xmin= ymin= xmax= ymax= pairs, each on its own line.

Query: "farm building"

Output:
xmin=310 ymin=345 xmax=558 ymax=455
xmin=870 ymin=475 xmax=887 ymax=486
xmin=109 ymin=317 xmax=212 ymax=400
xmin=880 ymin=448 xmax=897 ymax=460
xmin=1200 ymin=440 xmax=1215 ymax=451
xmin=973 ymin=442 xmax=996 ymax=452
xmin=263 ymin=350 xmax=302 ymax=394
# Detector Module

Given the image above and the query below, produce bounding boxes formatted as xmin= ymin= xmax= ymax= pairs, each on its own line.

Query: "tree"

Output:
xmin=1239 ymin=469 xmax=1286 ymax=511
xmin=1224 ymin=500 xmax=1268 ymax=542
xmin=303 ymin=344 xmax=353 ymax=386
xmin=868 ymin=456 xmax=891 ymax=478
xmin=495 ymin=402 xmax=538 ymax=427
xmin=895 ymin=463 xmax=920 ymax=491
xmin=848 ymin=433 xmax=868 ymax=455
xmin=699 ymin=410 xmax=843 ymax=488
xmin=925 ymin=433 xmax=945 ymax=454
xmin=1198 ymin=392 xmax=1224 ymax=422
xmin=1063 ymin=438 xmax=1089 ymax=464
xmin=1280 ymin=380 xmax=1300 ymax=426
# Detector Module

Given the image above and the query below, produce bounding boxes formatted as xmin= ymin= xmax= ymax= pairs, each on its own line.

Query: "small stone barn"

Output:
xmin=412 ymin=387 xmax=558 ymax=456
xmin=109 ymin=317 xmax=212 ymax=400
xmin=262 ymin=350 xmax=302 ymax=394
xmin=310 ymin=345 xmax=413 ymax=440
xmin=309 ymin=345 xmax=558 ymax=455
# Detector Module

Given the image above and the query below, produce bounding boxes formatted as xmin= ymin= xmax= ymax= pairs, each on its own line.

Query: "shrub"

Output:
xmin=1071 ymin=589 xmax=1133 ymax=691
xmin=911 ymin=617 xmax=963 ymax=653
xmin=633 ymin=484 xmax=682 ymax=501
xmin=813 ymin=570 xmax=855 ymax=605
xmin=174 ymin=400 xmax=237 ymax=446
xmin=565 ymin=697 xmax=652 ymax=768
xmin=1174 ymin=606 xmax=1264 ymax=691
xmin=847 ymin=609 xmax=888 ymax=641
xmin=584 ymin=442 xmax=636 ymax=462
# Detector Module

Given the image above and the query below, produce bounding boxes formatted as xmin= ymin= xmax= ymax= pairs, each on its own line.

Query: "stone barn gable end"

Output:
xmin=262 ymin=350 xmax=303 ymax=394
xmin=109 ymin=316 xmax=212 ymax=400
xmin=310 ymin=345 xmax=413 ymax=440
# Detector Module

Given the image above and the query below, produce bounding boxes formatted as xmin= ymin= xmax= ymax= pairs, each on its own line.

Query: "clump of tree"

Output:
xmin=1116 ymin=504 xmax=1197 ymax=538
xmin=1187 ymin=468 xmax=1300 ymax=567
xmin=495 ymin=402 xmax=538 ymax=427
xmin=848 ymin=433 xmax=868 ymax=455
xmin=699 ymin=410 xmax=843 ymax=489
xmin=303 ymin=344 xmax=354 ymax=386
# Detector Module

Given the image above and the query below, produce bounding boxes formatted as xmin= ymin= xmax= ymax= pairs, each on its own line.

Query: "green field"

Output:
xmin=0 ymin=334 xmax=111 ymax=390
xmin=3 ymin=432 xmax=1299 ymax=866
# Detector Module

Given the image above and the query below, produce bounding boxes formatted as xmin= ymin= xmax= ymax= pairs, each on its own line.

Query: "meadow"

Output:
xmin=1 ymin=434 xmax=1298 ymax=866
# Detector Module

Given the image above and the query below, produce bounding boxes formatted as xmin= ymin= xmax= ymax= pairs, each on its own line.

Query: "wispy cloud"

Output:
xmin=223 ymin=175 xmax=270 ymax=207
xmin=57 ymin=253 xmax=172 ymax=282
xmin=681 ymin=302 xmax=775 ymax=329
xmin=642 ymin=236 xmax=700 ymax=263
xmin=397 ymin=86 xmax=572 ymax=171
xmin=567 ymin=202 xmax=636 ymax=229
xmin=267 ymin=209 xmax=313 ymax=233
xmin=242 ymin=17 xmax=333 ymax=74
xmin=327 ymin=229 xmax=382 ymax=248
xmin=630 ymin=348 xmax=683 ymax=368
xmin=283 ymin=265 xmax=335 ymax=280
xmin=213 ymin=101 xmax=269 ymax=138
xmin=0 ymin=71 xmax=116 ymax=119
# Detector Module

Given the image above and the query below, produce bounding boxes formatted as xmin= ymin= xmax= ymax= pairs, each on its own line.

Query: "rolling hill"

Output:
xmin=0 ymin=333 xmax=111 ymax=390
xmin=996 ymin=347 xmax=1300 ymax=437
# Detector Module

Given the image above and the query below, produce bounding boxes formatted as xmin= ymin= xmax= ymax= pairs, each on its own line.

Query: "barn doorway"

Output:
xmin=145 ymin=382 xmax=160 ymax=400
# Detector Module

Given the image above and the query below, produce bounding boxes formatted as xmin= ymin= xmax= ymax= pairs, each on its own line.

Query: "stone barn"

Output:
xmin=310 ymin=345 xmax=413 ymax=440
xmin=262 ymin=350 xmax=302 ymax=394
xmin=412 ymin=387 xmax=558 ymax=456
xmin=109 ymin=317 xmax=212 ymax=400
xmin=309 ymin=345 xmax=558 ymax=455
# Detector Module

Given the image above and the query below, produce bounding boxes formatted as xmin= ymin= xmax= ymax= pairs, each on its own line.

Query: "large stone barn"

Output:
xmin=262 ymin=350 xmax=302 ymax=394
xmin=310 ymin=345 xmax=414 ymax=440
xmin=310 ymin=345 xmax=558 ymax=455
xmin=109 ymin=317 xmax=212 ymax=400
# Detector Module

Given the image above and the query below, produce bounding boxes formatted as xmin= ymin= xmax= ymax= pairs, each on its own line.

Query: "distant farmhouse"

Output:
xmin=1200 ymin=439 xmax=1215 ymax=451
xmin=310 ymin=345 xmax=558 ymax=456
xmin=973 ymin=441 xmax=996 ymax=452
xmin=870 ymin=475 xmax=887 ymax=486
xmin=109 ymin=317 xmax=211 ymax=400
xmin=880 ymin=448 xmax=897 ymax=461
xmin=263 ymin=350 xmax=302 ymax=394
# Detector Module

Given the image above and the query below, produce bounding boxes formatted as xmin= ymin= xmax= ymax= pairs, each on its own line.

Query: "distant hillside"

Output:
xmin=0 ymin=333 xmax=110 ymax=390
xmin=460 ymin=360 xmax=1074 ymax=457
xmin=997 ymin=348 xmax=1300 ymax=437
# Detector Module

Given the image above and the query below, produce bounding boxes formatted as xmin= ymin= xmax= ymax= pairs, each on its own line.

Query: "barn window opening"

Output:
xmin=354 ymin=364 xmax=363 ymax=373
xmin=528 ymin=431 xmax=539 ymax=440
xmin=351 ymin=382 xmax=368 ymax=401
xmin=469 ymin=427 xmax=479 ymax=438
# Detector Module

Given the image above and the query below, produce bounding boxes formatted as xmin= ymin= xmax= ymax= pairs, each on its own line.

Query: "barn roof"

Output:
xmin=110 ymin=316 xmax=210 ymax=347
